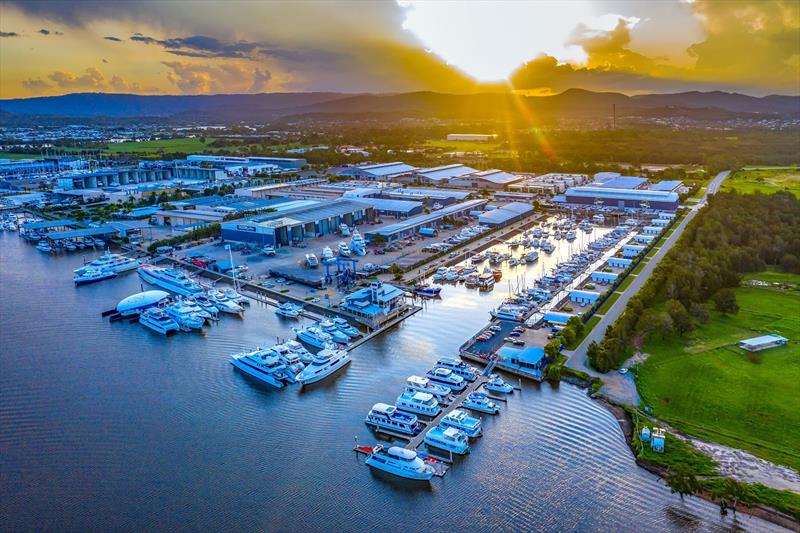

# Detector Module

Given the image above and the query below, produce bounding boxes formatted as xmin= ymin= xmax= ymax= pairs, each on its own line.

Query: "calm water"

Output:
xmin=0 ymin=230 xmax=782 ymax=532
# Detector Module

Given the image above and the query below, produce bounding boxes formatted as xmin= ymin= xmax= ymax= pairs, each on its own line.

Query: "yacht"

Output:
xmin=230 ymin=349 xmax=286 ymax=389
xmin=178 ymin=297 xmax=214 ymax=321
xmin=435 ymin=357 xmax=479 ymax=382
xmin=340 ymin=224 xmax=351 ymax=236
xmin=293 ymin=325 xmax=333 ymax=349
xmin=73 ymin=268 xmax=117 ymax=285
xmin=349 ymin=230 xmax=366 ymax=256
xmin=138 ymin=308 xmax=180 ymax=335
xmin=220 ymin=288 xmax=249 ymax=306
xmin=337 ymin=242 xmax=351 ymax=257
xmin=321 ymin=246 xmax=335 ymax=263
xmin=364 ymin=445 xmax=435 ymax=481
xmin=485 ymin=375 xmax=514 ymax=394
xmin=532 ymin=228 xmax=542 ymax=238
xmin=92 ymin=238 xmax=106 ymax=248
xmin=36 ymin=240 xmax=52 ymax=253
xmin=270 ymin=344 xmax=305 ymax=381
xmin=524 ymin=251 xmax=539 ymax=263
xmin=164 ymin=301 xmax=205 ymax=330
xmin=426 ymin=367 xmax=466 ymax=391
xmin=431 ymin=202 xmax=443 ymax=210
xmin=332 ymin=317 xmax=360 ymax=338
xmin=423 ymin=425 xmax=470 ymax=455
xmin=404 ymin=375 xmax=453 ymax=404
xmin=396 ymin=391 xmax=441 ymax=417
xmin=306 ymin=253 xmax=319 ymax=268
xmin=138 ymin=265 xmax=204 ymax=297
xmin=296 ymin=347 xmax=351 ymax=385
xmin=74 ymin=250 xmax=139 ymax=275
xmin=191 ymin=294 xmax=220 ymax=319
xmin=365 ymin=403 xmax=423 ymax=436
xmin=565 ymin=230 xmax=577 ymax=241
xmin=207 ymin=290 xmax=244 ymax=314
xmin=275 ymin=302 xmax=301 ymax=319
xmin=440 ymin=409 xmax=482 ymax=438
xmin=283 ymin=339 xmax=314 ymax=364
xmin=414 ymin=285 xmax=441 ymax=298
xmin=262 ymin=245 xmax=276 ymax=256
xmin=462 ymin=392 xmax=500 ymax=414
xmin=319 ymin=320 xmax=350 ymax=344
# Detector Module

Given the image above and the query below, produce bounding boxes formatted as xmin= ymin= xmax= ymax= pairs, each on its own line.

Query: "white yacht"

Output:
xmin=74 ymin=250 xmax=140 ymax=275
xmin=435 ymin=357 xmax=479 ymax=382
xmin=404 ymin=375 xmax=453 ymax=403
xmin=293 ymin=325 xmax=333 ymax=349
xmin=138 ymin=265 xmax=204 ymax=297
xmin=321 ymin=246 xmax=335 ymax=262
xmin=364 ymin=445 xmax=435 ymax=481
xmin=340 ymin=224 xmax=351 ymax=236
xmin=230 ymin=349 xmax=285 ymax=389
xmin=462 ymin=392 xmax=500 ymax=414
xmin=295 ymin=347 xmax=351 ymax=385
xmin=138 ymin=308 xmax=180 ymax=335
xmin=275 ymin=302 xmax=302 ymax=318
xmin=164 ymin=301 xmax=205 ymax=330
xmin=319 ymin=320 xmax=350 ymax=344
xmin=565 ymin=230 xmax=577 ymax=241
xmin=440 ymin=409 xmax=482 ymax=438
xmin=426 ymin=367 xmax=466 ymax=391
xmin=116 ymin=290 xmax=170 ymax=317
xmin=337 ymin=242 xmax=351 ymax=257
xmin=364 ymin=403 xmax=423 ymax=436
xmin=485 ymin=374 xmax=514 ymax=394
xmin=349 ymin=230 xmax=366 ymax=256
xmin=592 ymin=214 xmax=605 ymax=224
xmin=283 ymin=339 xmax=314 ymax=364
xmin=423 ymin=425 xmax=470 ymax=455
xmin=270 ymin=344 xmax=305 ymax=381
xmin=332 ymin=317 xmax=359 ymax=338
xmin=36 ymin=240 xmax=52 ymax=253
xmin=73 ymin=268 xmax=117 ymax=285
xmin=306 ymin=253 xmax=319 ymax=268
xmin=207 ymin=290 xmax=244 ymax=314
xmin=178 ymin=297 xmax=215 ymax=321
xmin=191 ymin=294 xmax=220 ymax=319
xmin=220 ymin=288 xmax=249 ymax=306
xmin=396 ymin=391 xmax=441 ymax=417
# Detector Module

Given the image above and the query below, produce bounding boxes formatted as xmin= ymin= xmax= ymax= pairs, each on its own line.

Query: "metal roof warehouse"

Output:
xmin=354 ymin=197 xmax=424 ymax=218
xmin=364 ymin=199 xmax=487 ymax=242
xmin=478 ymin=202 xmax=533 ymax=226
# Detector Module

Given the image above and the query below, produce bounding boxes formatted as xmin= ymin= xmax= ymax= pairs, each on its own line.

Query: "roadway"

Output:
xmin=564 ymin=170 xmax=730 ymax=404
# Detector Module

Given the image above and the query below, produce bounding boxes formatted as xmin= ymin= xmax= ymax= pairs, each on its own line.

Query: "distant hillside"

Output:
xmin=1 ymin=89 xmax=797 ymax=122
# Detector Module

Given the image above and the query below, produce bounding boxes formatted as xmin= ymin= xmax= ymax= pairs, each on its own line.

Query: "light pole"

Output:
xmin=225 ymin=244 xmax=238 ymax=291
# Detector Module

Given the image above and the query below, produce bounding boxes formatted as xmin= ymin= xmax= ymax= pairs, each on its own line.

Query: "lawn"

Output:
xmin=636 ymin=275 xmax=800 ymax=470
xmin=631 ymin=260 xmax=649 ymax=276
xmin=721 ymin=168 xmax=800 ymax=198
xmin=424 ymin=139 xmax=501 ymax=153
xmin=0 ymin=152 xmax=45 ymax=159
xmin=617 ymin=274 xmax=637 ymax=292
xmin=105 ymin=137 xmax=217 ymax=155
xmin=596 ymin=292 xmax=621 ymax=315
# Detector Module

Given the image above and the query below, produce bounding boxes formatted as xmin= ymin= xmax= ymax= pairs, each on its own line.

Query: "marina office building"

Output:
xmin=363 ymin=199 xmax=487 ymax=243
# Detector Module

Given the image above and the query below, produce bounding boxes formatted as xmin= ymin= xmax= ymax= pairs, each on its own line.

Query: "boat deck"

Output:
xmin=353 ymin=445 xmax=449 ymax=477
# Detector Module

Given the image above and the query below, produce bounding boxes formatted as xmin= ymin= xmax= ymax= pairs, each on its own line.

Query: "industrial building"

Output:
xmin=633 ymin=234 xmax=656 ymax=244
xmin=381 ymin=187 xmax=472 ymax=206
xmin=478 ymin=202 xmax=533 ymax=226
xmin=234 ymin=179 xmax=327 ymax=199
xmin=338 ymin=162 xmax=418 ymax=181
xmin=509 ymin=173 xmax=588 ymax=195
xmin=0 ymin=157 xmax=86 ymax=177
xmin=564 ymin=186 xmax=680 ymax=211
xmin=56 ymin=167 xmax=174 ymax=189
xmin=737 ymin=334 xmax=789 ymax=352
xmin=449 ymin=169 xmax=524 ymax=190
xmin=354 ymin=197 xmax=424 ymax=218
xmin=649 ymin=180 xmax=684 ymax=193
xmin=593 ymin=175 xmax=649 ymax=189
xmin=446 ymin=134 xmax=497 ymax=142
xmin=608 ymin=257 xmax=633 ymax=269
xmin=591 ymin=271 xmax=619 ymax=284
xmin=186 ymin=154 xmax=306 ymax=170
xmin=642 ymin=226 xmax=662 ymax=235
xmin=415 ymin=164 xmax=477 ymax=185
xmin=364 ymin=199 xmax=487 ymax=243
xmin=622 ymin=244 xmax=646 ymax=258
xmin=220 ymin=199 xmax=374 ymax=247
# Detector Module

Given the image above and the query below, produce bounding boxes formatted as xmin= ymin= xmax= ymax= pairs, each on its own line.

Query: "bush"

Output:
xmin=147 ymin=223 xmax=220 ymax=253
xmin=712 ymin=288 xmax=740 ymax=314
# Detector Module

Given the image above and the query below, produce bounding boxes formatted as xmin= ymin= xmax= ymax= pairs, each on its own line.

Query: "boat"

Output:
xmin=220 ymin=288 xmax=249 ymax=306
xmin=332 ymin=317 xmax=360 ymax=338
xmin=565 ymin=230 xmax=577 ymax=241
xmin=75 ymin=250 xmax=141 ymax=276
xmin=364 ymin=445 xmax=435 ymax=481
xmin=404 ymin=375 xmax=453 ymax=403
xmin=92 ymin=238 xmax=106 ymax=248
xmin=340 ymin=224 xmax=351 ymax=236
xmin=319 ymin=320 xmax=350 ymax=344
xmin=435 ymin=357 xmax=478 ymax=382
xmin=191 ymin=294 xmax=220 ymax=319
xmin=296 ymin=347 xmax=351 ymax=385
xmin=64 ymin=241 xmax=77 ymax=252
xmin=138 ymin=308 xmax=180 ymax=335
xmin=306 ymin=253 xmax=319 ymax=268
xmin=524 ymin=251 xmax=539 ymax=263
xmin=426 ymin=367 xmax=466 ymax=391
xmin=414 ymin=285 xmax=441 ymax=298
xmin=275 ymin=302 xmax=301 ymax=318
xmin=321 ymin=246 xmax=335 ymax=263
xmin=592 ymin=214 xmax=605 ymax=224
xmin=207 ymin=290 xmax=244 ymax=314
xmin=138 ymin=265 xmax=204 ymax=297
xmin=532 ymin=228 xmax=542 ymax=237
xmin=349 ymin=230 xmax=366 ymax=256
xmin=440 ymin=409 xmax=482 ymax=438
xmin=283 ymin=339 xmax=314 ymax=364
xmin=293 ymin=326 xmax=334 ymax=349
xmin=116 ymin=290 xmax=170 ymax=316
xmin=164 ymin=301 xmax=205 ymax=330
xmin=423 ymin=425 xmax=470 ymax=455
xmin=395 ymin=391 xmax=441 ymax=417
xmin=431 ymin=202 xmax=443 ymax=210
xmin=492 ymin=269 xmax=502 ymax=282
xmin=485 ymin=375 xmax=514 ymax=394
xmin=364 ymin=403 xmax=423 ymax=436
xmin=337 ymin=242 xmax=351 ymax=257
xmin=230 ymin=349 xmax=285 ymax=388
xmin=462 ymin=392 xmax=499 ymax=414
xmin=36 ymin=240 xmax=52 ymax=253
xmin=177 ymin=297 xmax=214 ymax=321
xmin=262 ymin=245 xmax=276 ymax=256
xmin=270 ymin=344 xmax=305 ymax=381
xmin=73 ymin=268 xmax=117 ymax=285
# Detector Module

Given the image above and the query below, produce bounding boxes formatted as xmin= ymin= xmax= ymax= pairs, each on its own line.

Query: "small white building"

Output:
xmin=446 ymin=134 xmax=497 ymax=142
xmin=738 ymin=334 xmax=789 ymax=352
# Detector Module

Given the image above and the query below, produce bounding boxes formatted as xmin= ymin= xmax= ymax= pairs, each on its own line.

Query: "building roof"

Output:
xmin=592 ymin=176 xmax=648 ymax=189
xmin=21 ymin=218 xmax=75 ymax=230
xmin=356 ymin=162 xmax=417 ymax=177
xmin=570 ymin=289 xmax=601 ymax=300
xmin=467 ymin=169 xmax=522 ymax=185
xmin=543 ymin=311 xmax=575 ymax=324
xmin=478 ymin=202 xmax=533 ymax=225
xmin=566 ymin=186 xmax=679 ymax=203
xmin=383 ymin=187 xmax=471 ymax=201
xmin=649 ymin=180 xmax=683 ymax=192
xmin=232 ymin=198 xmax=370 ymax=227
xmin=498 ymin=345 xmax=545 ymax=365
xmin=366 ymin=199 xmax=487 ymax=237
xmin=47 ymin=227 xmax=118 ymax=240
xmin=356 ymin=197 xmax=423 ymax=214
xmin=155 ymin=210 xmax=223 ymax=222
xmin=416 ymin=164 xmax=477 ymax=182
xmin=739 ymin=334 xmax=788 ymax=346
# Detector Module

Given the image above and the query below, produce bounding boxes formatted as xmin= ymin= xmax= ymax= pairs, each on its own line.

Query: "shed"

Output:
xmin=569 ymin=289 xmax=601 ymax=305
xmin=591 ymin=271 xmax=619 ymax=284
xmin=737 ymin=334 xmax=789 ymax=352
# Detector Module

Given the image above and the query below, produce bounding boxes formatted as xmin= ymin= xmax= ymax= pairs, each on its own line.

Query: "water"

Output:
xmin=0 ymin=229 xmax=783 ymax=532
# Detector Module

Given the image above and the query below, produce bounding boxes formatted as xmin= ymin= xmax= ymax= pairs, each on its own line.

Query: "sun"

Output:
xmin=397 ymin=0 xmax=593 ymax=82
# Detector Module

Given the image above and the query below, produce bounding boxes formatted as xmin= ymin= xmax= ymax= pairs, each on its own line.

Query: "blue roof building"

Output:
xmin=416 ymin=164 xmax=477 ymax=184
xmin=622 ymin=244 xmax=646 ymax=258
xmin=634 ymin=233 xmax=656 ymax=244
xmin=342 ymin=162 xmax=418 ymax=180
xmin=565 ymin=186 xmax=679 ymax=211
xmin=593 ymin=176 xmax=648 ymax=189
xmin=608 ymin=257 xmax=633 ymax=269
xmin=570 ymin=289 xmax=601 ymax=305
xmin=543 ymin=311 xmax=574 ymax=325
xmin=737 ymin=334 xmax=789 ymax=352
xmin=354 ymin=197 xmax=424 ymax=218
xmin=478 ymin=202 xmax=533 ymax=226
xmin=591 ymin=271 xmax=619 ymax=284
xmin=649 ymin=180 xmax=683 ymax=192
xmin=339 ymin=281 xmax=409 ymax=327
xmin=497 ymin=345 xmax=547 ymax=381
xmin=364 ymin=199 xmax=487 ymax=242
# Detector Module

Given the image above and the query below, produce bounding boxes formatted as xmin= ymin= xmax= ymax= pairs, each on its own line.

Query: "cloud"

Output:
xmin=568 ymin=18 xmax=655 ymax=72
xmin=38 ymin=28 xmax=49 ymax=35
xmin=0 ymin=31 xmax=20 ymax=37
xmin=21 ymin=67 xmax=158 ymax=95
xmin=104 ymin=36 xmax=122 ymax=42
xmin=21 ymin=77 xmax=52 ymax=94
xmin=130 ymin=32 xmax=304 ymax=61
xmin=162 ymin=61 xmax=273 ymax=94
xmin=47 ymin=67 xmax=106 ymax=89
xmin=37 ymin=28 xmax=63 ymax=36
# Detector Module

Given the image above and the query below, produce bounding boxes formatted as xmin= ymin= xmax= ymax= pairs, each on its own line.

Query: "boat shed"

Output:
xmin=592 ymin=176 xmax=649 ymax=190
xmin=415 ymin=164 xmax=477 ymax=185
xmin=569 ymin=289 xmax=601 ymax=305
xmin=45 ymin=226 xmax=118 ymax=242
xmin=381 ymin=187 xmax=472 ymax=206
xmin=633 ymin=234 xmax=656 ymax=244
xmin=591 ymin=271 xmax=619 ymax=284
xmin=608 ymin=257 xmax=633 ymax=269
xmin=643 ymin=226 xmax=661 ymax=235
xmin=364 ymin=199 xmax=487 ymax=243
xmin=497 ymin=345 xmax=546 ymax=380
xmin=21 ymin=218 xmax=76 ymax=231
xmin=354 ymin=197 xmax=424 ymax=218
xmin=622 ymin=244 xmax=646 ymax=258
xmin=649 ymin=180 xmax=683 ymax=192
xmin=543 ymin=311 xmax=574 ymax=325
xmin=478 ymin=202 xmax=533 ymax=227
xmin=737 ymin=334 xmax=789 ymax=352
xmin=564 ymin=186 xmax=679 ymax=211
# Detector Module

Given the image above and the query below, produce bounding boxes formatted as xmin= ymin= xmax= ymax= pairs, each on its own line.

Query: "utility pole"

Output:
xmin=612 ymin=104 xmax=617 ymax=130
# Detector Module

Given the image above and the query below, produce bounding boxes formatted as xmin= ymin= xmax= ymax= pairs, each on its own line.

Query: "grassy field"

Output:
xmin=0 ymin=152 xmax=45 ymax=160
xmin=721 ymin=168 xmax=800 ymax=198
xmin=424 ymin=139 xmax=501 ymax=153
xmin=636 ymin=273 xmax=800 ymax=470
xmin=596 ymin=292 xmax=621 ymax=315
xmin=104 ymin=138 xmax=216 ymax=155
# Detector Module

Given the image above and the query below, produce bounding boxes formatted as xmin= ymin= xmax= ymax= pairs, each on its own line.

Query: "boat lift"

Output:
xmin=324 ymin=257 xmax=358 ymax=288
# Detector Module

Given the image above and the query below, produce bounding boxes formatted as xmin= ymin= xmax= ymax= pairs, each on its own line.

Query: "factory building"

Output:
xmin=234 ymin=179 xmax=327 ymax=199
xmin=564 ymin=186 xmax=679 ymax=211
xmin=608 ymin=257 xmax=633 ymax=269
xmin=592 ymin=175 xmax=649 ymax=189
xmin=57 ymin=167 xmax=174 ymax=189
xmin=338 ymin=162 xmax=418 ymax=181
xmin=364 ymin=199 xmax=487 ymax=243
xmin=448 ymin=169 xmax=524 ymax=190
xmin=591 ymin=271 xmax=619 ymax=284
xmin=569 ymin=290 xmax=601 ymax=305
xmin=478 ymin=202 xmax=534 ymax=226
xmin=649 ymin=180 xmax=684 ymax=193
xmin=220 ymin=199 xmax=374 ymax=247
xmin=415 ymin=164 xmax=477 ymax=185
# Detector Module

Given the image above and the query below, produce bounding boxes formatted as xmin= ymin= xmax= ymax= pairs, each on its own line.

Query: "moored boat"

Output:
xmin=364 ymin=445 xmax=435 ymax=480
xmin=423 ymin=425 xmax=470 ymax=455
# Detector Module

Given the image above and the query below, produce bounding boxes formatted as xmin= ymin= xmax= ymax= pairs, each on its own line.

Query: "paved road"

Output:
xmin=564 ymin=170 xmax=730 ymax=404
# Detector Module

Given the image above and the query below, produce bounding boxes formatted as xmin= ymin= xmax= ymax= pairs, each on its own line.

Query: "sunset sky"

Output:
xmin=1 ymin=0 xmax=798 ymax=99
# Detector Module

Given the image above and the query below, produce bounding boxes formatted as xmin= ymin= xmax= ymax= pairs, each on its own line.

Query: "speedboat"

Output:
xmin=164 ymin=301 xmax=205 ymax=330
xmin=319 ymin=320 xmax=350 ymax=344
xmin=283 ymin=339 xmax=314 ymax=364
xmin=207 ymin=290 xmax=244 ymax=314
xmin=435 ymin=357 xmax=479 ymax=382
xmin=138 ymin=308 xmax=180 ymax=335
xmin=364 ymin=445 xmax=435 ymax=481
xmin=396 ymin=391 xmax=441 ymax=417
xmin=365 ymin=403 xmax=423 ymax=436
xmin=230 ymin=349 xmax=285 ymax=389
xmin=306 ymin=253 xmax=319 ymax=268
xmin=485 ymin=374 xmax=514 ymax=394
xmin=404 ymin=375 xmax=453 ymax=403
xmin=337 ymin=242 xmax=351 ymax=257
xmin=295 ymin=347 xmax=351 ymax=385
xmin=332 ymin=317 xmax=360 ymax=338
xmin=36 ymin=240 xmax=52 ymax=253
xmin=426 ymin=367 xmax=466 ymax=391
xmin=462 ymin=392 xmax=499 ymax=414
xmin=275 ymin=302 xmax=301 ymax=319
xmin=138 ymin=265 xmax=204 ymax=297
xmin=75 ymin=250 xmax=140 ymax=275
xmin=440 ymin=409 xmax=482 ymax=438
xmin=321 ymin=246 xmax=335 ymax=263
xmin=423 ymin=425 xmax=470 ymax=455
xmin=414 ymin=285 xmax=441 ymax=298
xmin=73 ymin=268 xmax=117 ymax=285
xmin=293 ymin=326 xmax=333 ymax=349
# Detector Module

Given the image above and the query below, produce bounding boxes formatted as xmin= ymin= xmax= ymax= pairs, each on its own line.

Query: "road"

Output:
xmin=564 ymin=170 xmax=730 ymax=404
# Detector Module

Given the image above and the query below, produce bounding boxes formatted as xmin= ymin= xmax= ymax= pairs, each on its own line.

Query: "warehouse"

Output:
xmin=643 ymin=226 xmax=662 ymax=235
xmin=608 ymin=257 xmax=633 ymax=269
xmin=478 ymin=202 xmax=533 ymax=226
xmin=152 ymin=209 xmax=224 ymax=226
xmin=449 ymin=169 xmax=524 ymax=190
xmin=364 ymin=199 xmax=487 ymax=243
xmin=220 ymin=199 xmax=373 ymax=247
xmin=593 ymin=175 xmax=649 ymax=189
xmin=446 ymin=133 xmax=497 ymax=142
xmin=622 ymin=244 xmax=646 ymax=258
xmin=235 ymin=179 xmax=326 ymax=198
xmin=354 ymin=197 xmax=424 ymax=218
xmin=381 ymin=187 xmax=471 ymax=206
xmin=591 ymin=271 xmax=619 ymax=284
xmin=569 ymin=289 xmax=601 ymax=305
xmin=340 ymin=162 xmax=417 ymax=180
xmin=650 ymin=218 xmax=670 ymax=227
xmin=509 ymin=173 xmax=588 ymax=194
xmin=737 ymin=334 xmax=789 ymax=352
xmin=633 ymin=234 xmax=656 ymax=244
xmin=415 ymin=164 xmax=477 ymax=185
xmin=564 ymin=186 xmax=679 ymax=211
xmin=649 ymin=180 xmax=684 ymax=192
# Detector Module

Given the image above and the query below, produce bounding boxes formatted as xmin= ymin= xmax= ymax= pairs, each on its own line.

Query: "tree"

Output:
xmin=689 ymin=302 xmax=710 ymax=323
xmin=666 ymin=299 xmax=693 ymax=336
xmin=712 ymin=288 xmax=739 ymax=314
xmin=659 ymin=312 xmax=674 ymax=339
xmin=665 ymin=464 xmax=701 ymax=502
xmin=544 ymin=339 xmax=561 ymax=361
xmin=713 ymin=478 xmax=747 ymax=516
xmin=559 ymin=326 xmax=576 ymax=348
xmin=546 ymin=363 xmax=561 ymax=382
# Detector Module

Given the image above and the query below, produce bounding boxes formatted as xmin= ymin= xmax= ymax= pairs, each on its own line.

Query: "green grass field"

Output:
xmin=424 ymin=139 xmax=501 ymax=153
xmin=636 ymin=273 xmax=800 ymax=470
xmin=596 ymin=292 xmax=621 ymax=315
xmin=104 ymin=138 xmax=216 ymax=154
xmin=721 ymin=168 xmax=800 ymax=198
xmin=0 ymin=152 xmax=45 ymax=160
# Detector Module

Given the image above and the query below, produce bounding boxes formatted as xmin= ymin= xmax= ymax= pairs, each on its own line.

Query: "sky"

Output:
xmin=0 ymin=0 xmax=798 ymax=99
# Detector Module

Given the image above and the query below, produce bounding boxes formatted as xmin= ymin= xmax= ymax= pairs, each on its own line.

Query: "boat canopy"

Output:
xmin=387 ymin=447 xmax=417 ymax=460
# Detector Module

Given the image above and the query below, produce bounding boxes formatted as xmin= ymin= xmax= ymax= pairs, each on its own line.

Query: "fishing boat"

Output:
xmin=138 ymin=308 xmax=180 ymax=335
xmin=395 ymin=391 xmax=441 ymax=417
xmin=73 ymin=268 xmax=117 ymax=285
xmin=440 ymin=409 xmax=482 ymax=438
xmin=365 ymin=403 xmax=423 ymax=436
xmin=230 ymin=349 xmax=286 ymax=388
xmin=364 ymin=445 xmax=435 ymax=481
xmin=423 ymin=425 xmax=470 ymax=455
xmin=295 ymin=347 xmax=351 ymax=385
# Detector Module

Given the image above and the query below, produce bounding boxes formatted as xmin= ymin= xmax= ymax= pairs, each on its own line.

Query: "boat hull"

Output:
xmin=296 ymin=356 xmax=351 ymax=385
xmin=230 ymin=358 xmax=284 ymax=389
xmin=365 ymin=456 xmax=434 ymax=480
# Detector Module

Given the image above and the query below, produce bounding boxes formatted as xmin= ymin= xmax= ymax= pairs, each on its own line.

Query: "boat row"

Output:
xmin=230 ymin=340 xmax=351 ymax=387
xmin=292 ymin=318 xmax=359 ymax=348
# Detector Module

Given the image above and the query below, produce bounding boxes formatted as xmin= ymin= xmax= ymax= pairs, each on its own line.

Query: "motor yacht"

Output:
xmin=270 ymin=344 xmax=305 ymax=381
xmin=93 ymin=238 xmax=106 ymax=248
xmin=138 ymin=308 xmax=180 ymax=335
xmin=425 ymin=367 xmax=466 ymax=391
xmin=485 ymin=375 xmax=514 ymax=394
xmin=524 ymin=251 xmax=539 ymax=263
xmin=295 ymin=347 xmax=351 ymax=385
xmin=440 ymin=409 xmax=482 ymax=438
xmin=74 ymin=250 xmax=140 ymax=275
xmin=138 ymin=265 xmax=204 ymax=297
xmin=332 ymin=317 xmax=360 ymax=338
xmin=178 ymin=297 xmax=214 ymax=321
xmin=321 ymin=246 xmax=335 ymax=263
xmin=435 ymin=357 xmax=479 ymax=382
xmin=349 ymin=230 xmax=366 ymax=256
xmin=396 ymin=391 xmax=441 ymax=417
xmin=116 ymin=290 xmax=170 ymax=317
xmin=462 ymin=392 xmax=500 ymax=414
xmin=364 ymin=445 xmax=435 ymax=481
xmin=293 ymin=325 xmax=333 ymax=349
xmin=275 ymin=302 xmax=302 ymax=318
xmin=337 ymin=242 xmax=351 ymax=257
xmin=319 ymin=320 xmax=350 ymax=344
xmin=36 ymin=240 xmax=52 ymax=253
xmin=404 ymin=375 xmax=453 ymax=403
xmin=414 ymin=285 xmax=441 ymax=298
xmin=220 ymin=288 xmax=249 ymax=306
xmin=191 ymin=294 xmax=220 ymax=319
xmin=73 ymin=268 xmax=117 ymax=285
xmin=565 ymin=230 xmax=577 ymax=241
xmin=306 ymin=253 xmax=320 ymax=268
xmin=340 ymin=224 xmax=351 ymax=236
xmin=64 ymin=241 xmax=77 ymax=252
xmin=283 ymin=339 xmax=314 ymax=364
xmin=207 ymin=290 xmax=244 ymax=314
xmin=365 ymin=403 xmax=423 ymax=436
xmin=164 ymin=301 xmax=205 ymax=330
xmin=230 ymin=349 xmax=285 ymax=389
xmin=423 ymin=425 xmax=470 ymax=455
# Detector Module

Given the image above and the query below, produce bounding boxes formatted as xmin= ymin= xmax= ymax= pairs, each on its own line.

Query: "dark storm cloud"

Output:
xmin=104 ymin=36 xmax=122 ymax=42
xmin=4 ymin=1 xmax=145 ymax=26
xmin=37 ymin=28 xmax=63 ymax=36
xmin=129 ymin=33 xmax=311 ymax=62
